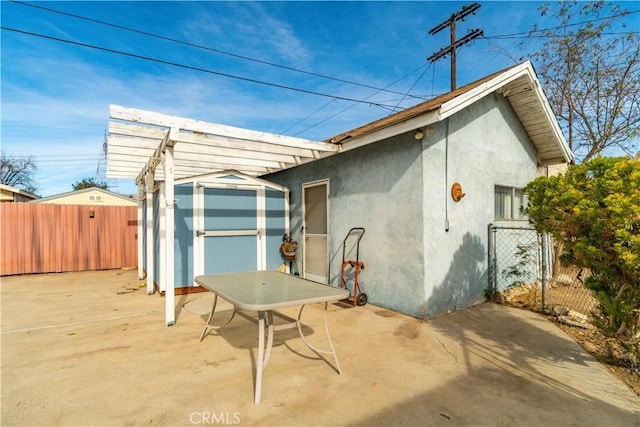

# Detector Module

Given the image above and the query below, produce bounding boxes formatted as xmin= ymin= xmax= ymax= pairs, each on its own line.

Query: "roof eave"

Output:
xmin=339 ymin=110 xmax=440 ymax=153
xmin=338 ymin=61 xmax=573 ymax=165
xmin=439 ymin=61 xmax=572 ymax=165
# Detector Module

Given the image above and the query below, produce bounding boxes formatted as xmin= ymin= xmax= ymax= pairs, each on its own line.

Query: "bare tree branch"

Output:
xmin=0 ymin=152 xmax=38 ymax=194
xmin=523 ymin=1 xmax=640 ymax=163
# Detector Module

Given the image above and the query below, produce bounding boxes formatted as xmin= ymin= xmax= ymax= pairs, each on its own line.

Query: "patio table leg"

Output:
xmin=199 ymin=294 xmax=238 ymax=342
xmin=199 ymin=294 xmax=218 ymax=342
xmin=296 ymin=302 xmax=342 ymax=375
xmin=255 ymin=310 xmax=274 ymax=404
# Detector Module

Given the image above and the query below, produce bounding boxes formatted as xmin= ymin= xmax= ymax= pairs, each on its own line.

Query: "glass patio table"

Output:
xmin=194 ymin=270 xmax=349 ymax=404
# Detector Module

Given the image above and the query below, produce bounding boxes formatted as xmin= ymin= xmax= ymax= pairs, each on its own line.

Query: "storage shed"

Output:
xmin=146 ymin=171 xmax=290 ymax=295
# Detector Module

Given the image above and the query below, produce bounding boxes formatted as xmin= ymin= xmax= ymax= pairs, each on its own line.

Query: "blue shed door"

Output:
xmin=201 ymin=188 xmax=258 ymax=274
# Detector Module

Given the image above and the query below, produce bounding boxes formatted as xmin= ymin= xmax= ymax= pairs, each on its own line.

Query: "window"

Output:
xmin=495 ymin=186 xmax=526 ymax=220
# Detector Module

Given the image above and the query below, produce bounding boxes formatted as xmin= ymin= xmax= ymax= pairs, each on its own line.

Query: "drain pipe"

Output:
xmin=444 ymin=118 xmax=450 ymax=232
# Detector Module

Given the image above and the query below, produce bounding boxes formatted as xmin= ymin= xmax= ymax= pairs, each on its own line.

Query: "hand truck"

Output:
xmin=339 ymin=227 xmax=367 ymax=306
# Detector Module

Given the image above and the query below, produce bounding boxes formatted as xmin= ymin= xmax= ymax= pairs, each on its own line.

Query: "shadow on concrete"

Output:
xmin=188 ymin=298 xmax=347 ymax=389
xmin=350 ymin=304 xmax=639 ymax=426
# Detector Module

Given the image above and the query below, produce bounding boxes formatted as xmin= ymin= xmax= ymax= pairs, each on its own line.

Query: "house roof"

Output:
xmin=0 ymin=183 xmax=39 ymax=201
xmin=106 ymin=61 xmax=571 ymax=185
xmin=32 ymin=187 xmax=136 ymax=204
xmin=329 ymin=61 xmax=572 ymax=165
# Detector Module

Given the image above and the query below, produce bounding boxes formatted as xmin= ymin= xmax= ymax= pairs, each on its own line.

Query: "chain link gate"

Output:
xmin=488 ymin=224 xmax=598 ymax=320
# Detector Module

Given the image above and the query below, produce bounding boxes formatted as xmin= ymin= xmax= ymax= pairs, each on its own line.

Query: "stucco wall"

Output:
xmin=265 ymin=132 xmax=426 ymax=316
xmin=266 ymin=92 xmax=539 ymax=319
xmin=421 ymin=93 xmax=538 ymax=317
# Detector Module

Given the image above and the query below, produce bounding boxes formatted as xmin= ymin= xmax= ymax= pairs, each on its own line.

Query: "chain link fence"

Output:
xmin=488 ymin=224 xmax=598 ymax=321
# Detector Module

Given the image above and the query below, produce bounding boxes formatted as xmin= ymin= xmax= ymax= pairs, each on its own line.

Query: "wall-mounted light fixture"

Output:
xmin=414 ymin=129 xmax=424 ymax=140
xmin=89 ymin=210 xmax=95 ymax=218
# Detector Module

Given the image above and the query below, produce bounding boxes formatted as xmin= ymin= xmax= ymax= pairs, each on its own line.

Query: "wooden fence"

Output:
xmin=1 ymin=203 xmax=137 ymax=276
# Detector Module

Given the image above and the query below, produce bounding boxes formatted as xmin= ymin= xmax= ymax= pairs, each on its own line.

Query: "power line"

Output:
xmin=11 ymin=154 xmax=100 ymax=158
xmin=33 ymin=160 xmax=102 ymax=164
xmin=484 ymin=31 xmax=639 ymax=41
xmin=280 ymin=99 xmax=337 ymax=135
xmin=430 ymin=62 xmax=438 ymax=97
xmin=10 ymin=2 xmax=635 ymax=141
xmin=291 ymin=63 xmax=430 ymax=136
xmin=483 ymin=9 xmax=640 ymax=40
xmin=9 ymin=0 xmax=425 ymax=101
xmin=1 ymin=26 xmax=402 ymax=110
xmin=390 ymin=66 xmax=430 ymax=113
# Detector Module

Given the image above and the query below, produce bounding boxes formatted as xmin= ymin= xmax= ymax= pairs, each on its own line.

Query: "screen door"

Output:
xmin=303 ymin=181 xmax=328 ymax=283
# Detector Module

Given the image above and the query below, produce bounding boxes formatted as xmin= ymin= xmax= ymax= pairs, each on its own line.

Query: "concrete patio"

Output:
xmin=1 ymin=269 xmax=638 ymax=426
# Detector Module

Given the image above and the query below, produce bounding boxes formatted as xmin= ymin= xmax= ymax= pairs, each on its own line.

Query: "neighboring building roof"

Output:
xmin=328 ymin=61 xmax=572 ymax=165
xmin=0 ymin=183 xmax=39 ymax=202
xmin=31 ymin=187 xmax=137 ymax=206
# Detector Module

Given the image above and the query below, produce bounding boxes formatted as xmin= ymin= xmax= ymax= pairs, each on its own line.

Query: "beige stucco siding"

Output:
xmin=36 ymin=190 xmax=136 ymax=206
xmin=1 ymin=188 xmax=14 ymax=202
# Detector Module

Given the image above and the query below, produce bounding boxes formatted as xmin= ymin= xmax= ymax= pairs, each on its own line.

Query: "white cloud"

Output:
xmin=177 ymin=2 xmax=312 ymax=71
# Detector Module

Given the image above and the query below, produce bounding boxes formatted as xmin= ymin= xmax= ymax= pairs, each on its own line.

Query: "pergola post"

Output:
xmin=163 ymin=144 xmax=176 ymax=326
xmin=137 ymin=182 xmax=145 ymax=280
xmin=145 ymin=170 xmax=155 ymax=295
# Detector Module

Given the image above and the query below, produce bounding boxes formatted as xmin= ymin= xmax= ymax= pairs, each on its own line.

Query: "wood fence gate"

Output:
xmin=1 ymin=203 xmax=137 ymax=276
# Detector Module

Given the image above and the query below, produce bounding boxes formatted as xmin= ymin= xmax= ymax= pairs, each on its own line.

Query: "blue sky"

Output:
xmin=1 ymin=1 xmax=637 ymax=196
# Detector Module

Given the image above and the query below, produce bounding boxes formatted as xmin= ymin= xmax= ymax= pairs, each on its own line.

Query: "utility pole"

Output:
xmin=428 ymin=3 xmax=483 ymax=91
xmin=96 ymin=131 xmax=119 ymax=192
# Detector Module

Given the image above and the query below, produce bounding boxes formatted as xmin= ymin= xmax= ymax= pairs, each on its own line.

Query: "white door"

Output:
xmin=303 ymin=181 xmax=329 ymax=283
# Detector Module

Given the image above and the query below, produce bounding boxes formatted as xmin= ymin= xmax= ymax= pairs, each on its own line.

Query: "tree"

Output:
xmin=72 ymin=177 xmax=108 ymax=191
xmin=0 ymin=152 xmax=38 ymax=194
xmin=523 ymin=156 xmax=640 ymax=352
xmin=523 ymin=1 xmax=640 ymax=163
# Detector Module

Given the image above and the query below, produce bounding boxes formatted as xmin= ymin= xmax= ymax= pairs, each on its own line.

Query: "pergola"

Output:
xmin=107 ymin=105 xmax=339 ymax=325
